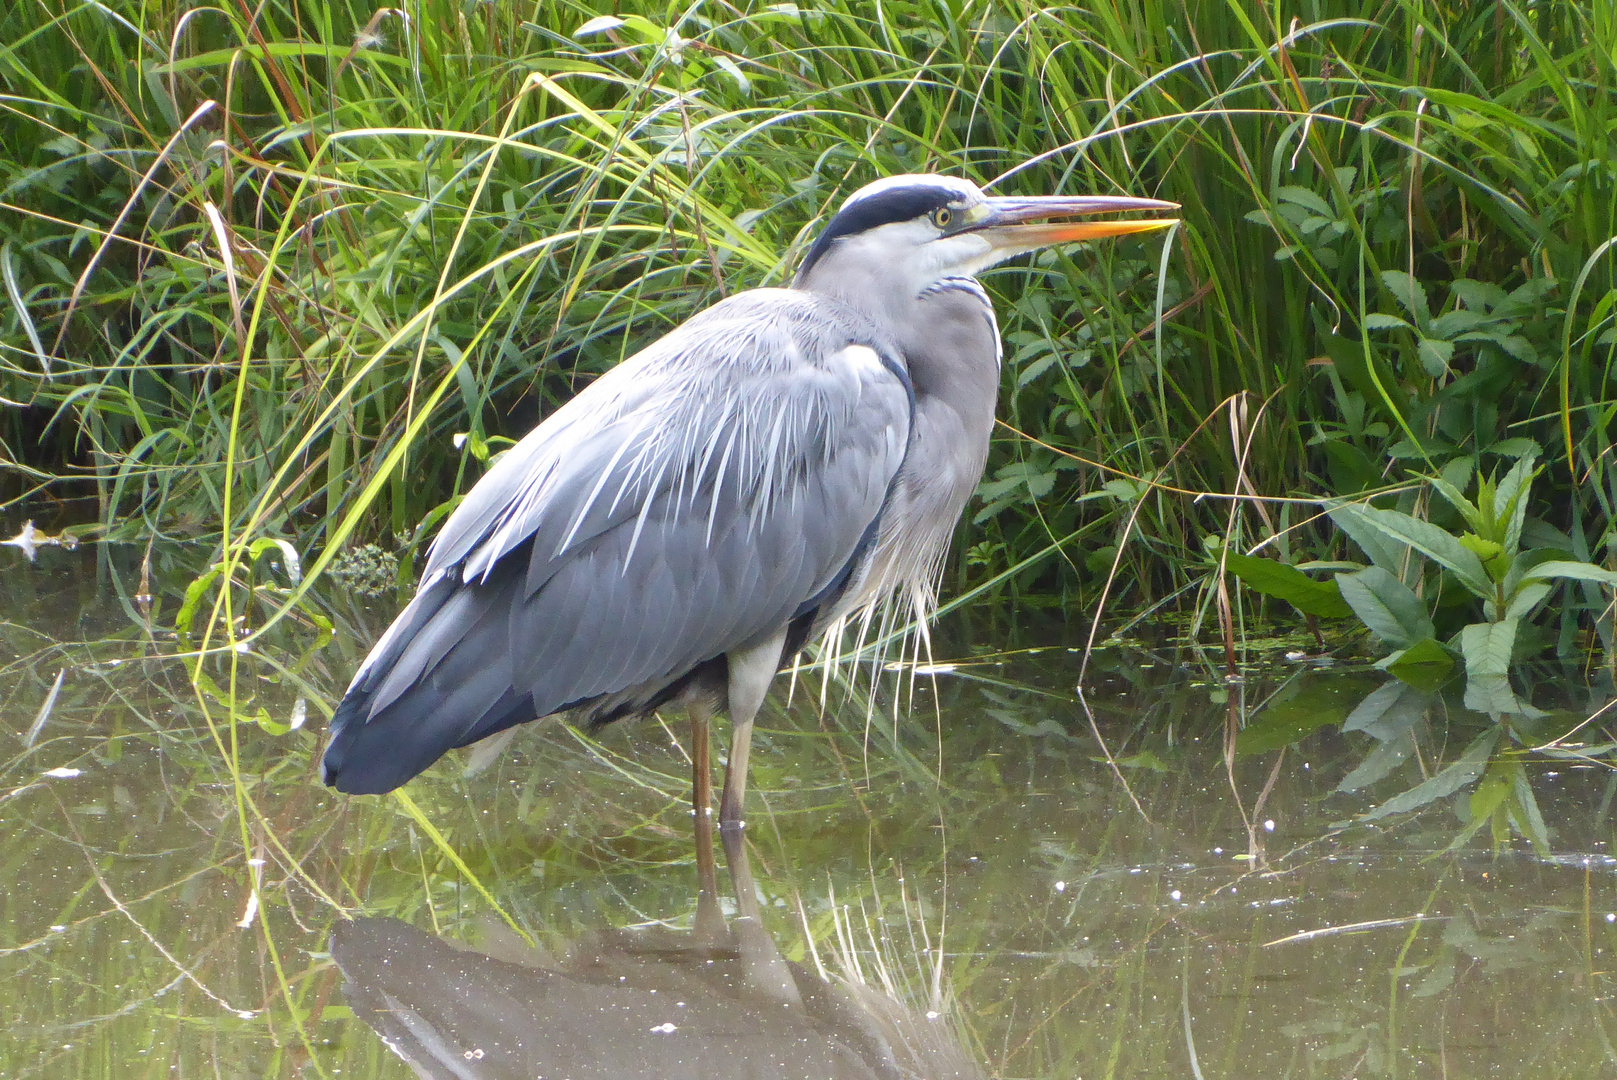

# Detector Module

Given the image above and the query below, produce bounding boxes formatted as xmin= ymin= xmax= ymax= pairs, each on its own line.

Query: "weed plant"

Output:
xmin=3 ymin=0 xmax=1611 ymax=620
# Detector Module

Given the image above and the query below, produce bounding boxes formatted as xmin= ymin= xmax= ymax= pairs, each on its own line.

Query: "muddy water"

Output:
xmin=2 ymin=541 xmax=1615 ymax=1078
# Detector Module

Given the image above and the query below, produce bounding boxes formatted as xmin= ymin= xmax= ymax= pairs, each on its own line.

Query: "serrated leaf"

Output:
xmin=1360 ymin=729 xmax=1500 ymax=821
xmin=1363 ymin=312 xmax=1412 ymax=331
xmin=1429 ymin=309 xmax=1495 ymax=338
xmin=1276 ymin=185 xmax=1334 ymax=216
xmin=1016 ymin=351 xmax=1059 ymax=388
xmin=1418 ymin=337 xmax=1454 ymax=376
xmin=1335 ymin=566 xmax=1434 ymax=649
xmin=1488 ymin=437 xmax=1542 ymax=460
xmin=1222 ymin=551 xmax=1352 ymax=618
xmin=1382 ymin=269 xmax=1431 ymax=325
xmin=1451 ymin=279 xmax=1507 ymax=312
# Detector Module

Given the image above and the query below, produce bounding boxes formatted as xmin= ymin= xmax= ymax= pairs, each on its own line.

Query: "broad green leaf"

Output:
xmin=1429 ymin=309 xmax=1496 ymax=338
xmin=1522 ymin=560 xmax=1617 ymax=587
xmin=1332 ymin=504 xmax=1492 ymax=597
xmin=1360 ymin=729 xmax=1500 ymax=821
xmin=1379 ymin=637 xmax=1455 ymax=691
xmin=1222 ymin=551 xmax=1352 ymax=618
xmin=1328 ymin=506 xmax=1410 ymax=575
xmin=1503 ymin=548 xmax=1566 ymax=597
xmin=1451 ymin=279 xmax=1508 ymax=311
xmin=1335 ymin=566 xmax=1434 ymax=649
xmin=1488 ymin=437 xmax=1542 ymax=460
xmin=1460 ymin=619 xmax=1542 ymax=719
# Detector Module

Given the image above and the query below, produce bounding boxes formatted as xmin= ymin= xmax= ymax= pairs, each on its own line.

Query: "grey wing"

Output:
xmin=321 ymin=291 xmax=910 ymax=794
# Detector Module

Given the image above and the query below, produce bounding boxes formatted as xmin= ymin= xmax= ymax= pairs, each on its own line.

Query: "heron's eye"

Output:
xmin=931 ymin=207 xmax=953 ymax=229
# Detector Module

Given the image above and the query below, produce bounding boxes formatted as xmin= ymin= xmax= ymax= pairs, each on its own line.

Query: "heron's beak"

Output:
xmin=969 ymin=194 xmax=1179 ymax=251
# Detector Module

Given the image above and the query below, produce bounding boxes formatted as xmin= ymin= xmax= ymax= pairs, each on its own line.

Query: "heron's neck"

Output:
xmin=794 ymin=268 xmax=939 ymax=344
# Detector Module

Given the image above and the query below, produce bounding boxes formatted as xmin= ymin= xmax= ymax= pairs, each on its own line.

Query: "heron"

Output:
xmin=321 ymin=173 xmax=1176 ymax=842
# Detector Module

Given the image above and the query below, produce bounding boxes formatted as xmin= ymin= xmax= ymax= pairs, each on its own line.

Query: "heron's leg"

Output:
xmin=689 ymin=700 xmax=723 ymax=940
xmin=720 ymin=821 xmax=803 ymax=1008
xmin=719 ymin=627 xmax=788 ymax=828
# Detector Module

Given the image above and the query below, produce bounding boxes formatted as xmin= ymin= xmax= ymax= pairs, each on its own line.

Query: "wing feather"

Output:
xmin=322 ymin=290 xmax=910 ymax=794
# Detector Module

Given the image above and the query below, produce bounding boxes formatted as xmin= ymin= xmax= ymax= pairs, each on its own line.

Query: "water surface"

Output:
xmin=2 ymin=541 xmax=1615 ymax=1077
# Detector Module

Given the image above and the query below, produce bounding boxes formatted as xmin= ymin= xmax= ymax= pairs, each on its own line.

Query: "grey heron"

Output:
xmin=321 ymin=173 xmax=1175 ymax=835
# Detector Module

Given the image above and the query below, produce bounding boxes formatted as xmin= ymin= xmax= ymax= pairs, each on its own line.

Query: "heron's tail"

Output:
xmin=319 ymin=571 xmax=531 ymax=794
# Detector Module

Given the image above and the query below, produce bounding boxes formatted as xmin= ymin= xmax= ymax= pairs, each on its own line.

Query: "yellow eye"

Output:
xmin=931 ymin=207 xmax=953 ymax=229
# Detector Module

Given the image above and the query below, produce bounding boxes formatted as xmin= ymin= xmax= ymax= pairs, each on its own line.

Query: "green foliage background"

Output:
xmin=2 ymin=0 xmax=1614 ymax=610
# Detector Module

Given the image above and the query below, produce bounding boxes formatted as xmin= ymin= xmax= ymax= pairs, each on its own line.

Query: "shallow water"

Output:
xmin=3 ymin=541 xmax=1617 ymax=1078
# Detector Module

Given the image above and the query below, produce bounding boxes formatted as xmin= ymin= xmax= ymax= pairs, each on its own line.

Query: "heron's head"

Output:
xmin=794 ymin=174 xmax=1177 ymax=302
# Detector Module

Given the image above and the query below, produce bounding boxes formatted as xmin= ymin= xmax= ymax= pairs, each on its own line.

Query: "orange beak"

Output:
xmin=969 ymin=194 xmax=1179 ymax=251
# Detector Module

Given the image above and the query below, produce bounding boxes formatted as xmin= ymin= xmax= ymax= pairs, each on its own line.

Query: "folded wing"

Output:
xmin=321 ymin=290 xmax=911 ymax=793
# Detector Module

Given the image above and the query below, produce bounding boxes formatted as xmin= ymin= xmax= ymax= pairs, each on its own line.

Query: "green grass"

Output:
xmin=2 ymin=0 xmax=1613 ymax=628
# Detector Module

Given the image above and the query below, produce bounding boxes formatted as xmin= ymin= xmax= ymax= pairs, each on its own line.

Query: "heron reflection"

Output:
xmin=331 ymin=834 xmax=985 ymax=1080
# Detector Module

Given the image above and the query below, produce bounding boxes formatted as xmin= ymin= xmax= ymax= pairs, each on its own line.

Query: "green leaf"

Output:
xmin=1381 ymin=269 xmax=1432 ymax=326
xmin=1328 ymin=506 xmax=1410 ymax=575
xmin=1445 ymin=756 xmax=1516 ymax=851
xmin=574 ymin=14 xmax=625 ymax=36
xmin=1222 ymin=551 xmax=1352 ymax=618
xmin=1331 ymin=504 xmax=1493 ymax=598
xmin=1503 ymin=581 xmax=1551 ymax=621
xmin=1493 ymin=455 xmax=1536 ymax=554
xmin=1521 ymin=560 xmax=1617 ymax=587
xmin=1457 ymin=532 xmax=1505 ymax=571
xmin=1379 ymin=637 xmax=1455 ymax=691
xmin=1276 ymin=186 xmax=1334 ymax=216
xmin=1418 ymin=337 xmax=1454 ymax=376
xmin=1362 ymin=313 xmax=1412 ymax=331
xmin=1488 ymin=437 xmax=1542 ymax=460
xmin=1360 ymin=729 xmax=1501 ymax=821
xmin=1335 ymin=566 xmax=1434 ymax=649
xmin=1460 ymin=619 xmax=1542 ymax=719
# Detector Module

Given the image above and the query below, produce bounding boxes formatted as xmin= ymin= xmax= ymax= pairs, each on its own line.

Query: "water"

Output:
xmin=3 ymin=541 xmax=1616 ymax=1078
